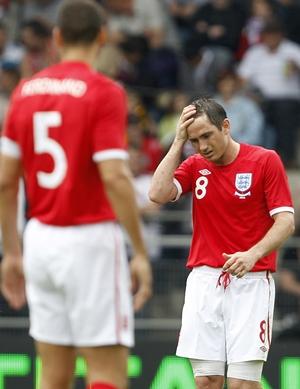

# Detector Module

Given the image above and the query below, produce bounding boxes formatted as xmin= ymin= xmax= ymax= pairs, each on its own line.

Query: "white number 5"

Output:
xmin=33 ymin=111 xmax=67 ymax=189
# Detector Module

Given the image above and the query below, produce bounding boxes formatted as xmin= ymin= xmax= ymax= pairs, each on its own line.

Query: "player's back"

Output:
xmin=4 ymin=61 xmax=127 ymax=226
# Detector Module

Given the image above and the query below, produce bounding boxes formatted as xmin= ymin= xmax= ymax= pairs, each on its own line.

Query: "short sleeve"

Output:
xmin=91 ymin=82 xmax=128 ymax=162
xmin=1 ymin=88 xmax=22 ymax=158
xmin=264 ymin=150 xmax=294 ymax=216
xmin=174 ymin=157 xmax=194 ymax=198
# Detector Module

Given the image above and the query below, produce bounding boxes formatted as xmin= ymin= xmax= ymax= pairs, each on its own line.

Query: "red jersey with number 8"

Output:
xmin=174 ymin=144 xmax=294 ymax=272
xmin=2 ymin=61 xmax=128 ymax=226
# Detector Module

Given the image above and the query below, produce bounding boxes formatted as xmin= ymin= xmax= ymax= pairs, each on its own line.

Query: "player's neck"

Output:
xmin=224 ymin=140 xmax=240 ymax=165
xmin=217 ymin=140 xmax=240 ymax=166
xmin=60 ymin=45 xmax=98 ymax=67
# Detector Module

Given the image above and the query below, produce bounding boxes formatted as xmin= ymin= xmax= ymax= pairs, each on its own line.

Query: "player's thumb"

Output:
xmin=222 ymin=253 xmax=231 ymax=259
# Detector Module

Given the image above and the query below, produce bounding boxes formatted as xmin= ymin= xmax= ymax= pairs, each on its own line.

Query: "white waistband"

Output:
xmin=192 ymin=266 xmax=272 ymax=279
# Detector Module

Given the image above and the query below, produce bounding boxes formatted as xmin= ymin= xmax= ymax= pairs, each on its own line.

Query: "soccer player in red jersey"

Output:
xmin=0 ymin=1 xmax=152 ymax=389
xmin=149 ymin=97 xmax=295 ymax=389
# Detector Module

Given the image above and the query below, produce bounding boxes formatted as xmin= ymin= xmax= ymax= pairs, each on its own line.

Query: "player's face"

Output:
xmin=187 ymin=114 xmax=230 ymax=164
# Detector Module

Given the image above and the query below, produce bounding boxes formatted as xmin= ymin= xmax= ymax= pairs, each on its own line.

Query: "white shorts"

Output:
xmin=176 ymin=266 xmax=275 ymax=364
xmin=23 ymin=218 xmax=134 ymax=347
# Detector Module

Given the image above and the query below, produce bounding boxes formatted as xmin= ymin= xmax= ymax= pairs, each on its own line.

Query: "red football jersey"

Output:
xmin=174 ymin=144 xmax=294 ymax=272
xmin=2 ymin=61 xmax=128 ymax=225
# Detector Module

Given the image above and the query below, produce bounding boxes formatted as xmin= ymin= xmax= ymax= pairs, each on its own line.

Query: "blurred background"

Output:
xmin=0 ymin=0 xmax=299 ymax=388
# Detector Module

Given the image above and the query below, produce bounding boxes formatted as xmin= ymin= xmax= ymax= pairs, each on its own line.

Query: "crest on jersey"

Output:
xmin=235 ymin=173 xmax=252 ymax=199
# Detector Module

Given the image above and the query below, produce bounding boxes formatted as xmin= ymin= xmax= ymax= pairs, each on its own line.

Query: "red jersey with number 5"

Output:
xmin=2 ymin=61 xmax=127 ymax=226
xmin=174 ymin=144 xmax=294 ymax=272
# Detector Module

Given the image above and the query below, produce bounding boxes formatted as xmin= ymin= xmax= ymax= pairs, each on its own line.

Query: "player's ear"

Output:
xmin=97 ymin=29 xmax=107 ymax=47
xmin=52 ymin=27 xmax=63 ymax=49
xmin=222 ymin=118 xmax=230 ymax=135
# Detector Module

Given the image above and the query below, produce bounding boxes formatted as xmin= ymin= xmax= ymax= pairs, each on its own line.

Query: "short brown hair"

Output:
xmin=191 ymin=97 xmax=227 ymax=131
xmin=58 ymin=0 xmax=104 ymax=45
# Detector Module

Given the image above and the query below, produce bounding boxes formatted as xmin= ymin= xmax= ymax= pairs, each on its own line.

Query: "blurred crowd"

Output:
xmin=0 ymin=0 xmax=299 ymax=324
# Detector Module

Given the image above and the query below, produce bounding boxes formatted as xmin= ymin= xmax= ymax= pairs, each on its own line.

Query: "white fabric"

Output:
xmin=23 ymin=218 xmax=133 ymax=347
xmin=227 ymin=361 xmax=264 ymax=382
xmin=269 ymin=206 xmax=294 ymax=217
xmin=92 ymin=148 xmax=128 ymax=162
xmin=172 ymin=178 xmax=182 ymax=202
xmin=176 ymin=266 xmax=275 ymax=363
xmin=190 ymin=359 xmax=225 ymax=377
xmin=238 ymin=40 xmax=300 ymax=99
xmin=0 ymin=136 xmax=21 ymax=158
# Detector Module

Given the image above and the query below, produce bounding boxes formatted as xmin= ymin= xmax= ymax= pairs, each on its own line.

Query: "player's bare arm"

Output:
xmin=98 ymin=158 xmax=152 ymax=311
xmin=0 ymin=154 xmax=25 ymax=309
xmin=149 ymin=105 xmax=196 ymax=204
xmin=223 ymin=211 xmax=295 ymax=278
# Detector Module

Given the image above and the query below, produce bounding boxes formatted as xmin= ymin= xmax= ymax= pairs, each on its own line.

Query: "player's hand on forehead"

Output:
xmin=175 ymin=105 xmax=196 ymax=142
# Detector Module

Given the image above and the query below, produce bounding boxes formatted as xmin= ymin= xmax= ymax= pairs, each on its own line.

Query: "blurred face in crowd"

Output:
xmin=252 ymin=0 xmax=274 ymax=18
xmin=212 ymin=0 xmax=231 ymax=9
xmin=217 ymin=74 xmax=238 ymax=99
xmin=105 ymin=0 xmax=134 ymax=15
xmin=261 ymin=31 xmax=283 ymax=51
xmin=187 ymin=114 xmax=231 ymax=165
xmin=21 ymin=27 xmax=48 ymax=52
xmin=0 ymin=68 xmax=21 ymax=95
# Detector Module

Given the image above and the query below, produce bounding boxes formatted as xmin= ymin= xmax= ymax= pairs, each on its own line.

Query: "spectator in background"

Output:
xmin=0 ymin=2 xmax=152 ymax=389
xmin=238 ymin=18 xmax=300 ymax=167
xmin=128 ymin=145 xmax=161 ymax=262
xmin=118 ymin=33 xmax=179 ymax=90
xmin=102 ymin=0 xmax=167 ymax=48
xmin=0 ymin=0 xmax=10 ymax=19
xmin=179 ymin=39 xmax=219 ymax=94
xmin=214 ymin=70 xmax=264 ymax=145
xmin=190 ymin=0 xmax=246 ymax=74
xmin=0 ymin=21 xmax=23 ymax=67
xmin=275 ymin=0 xmax=300 ymax=45
xmin=0 ymin=61 xmax=21 ymax=131
xmin=20 ymin=0 xmax=61 ymax=26
xmin=165 ymin=0 xmax=208 ymax=46
xmin=127 ymin=114 xmax=163 ymax=174
xmin=237 ymin=0 xmax=276 ymax=59
xmin=20 ymin=17 xmax=57 ymax=77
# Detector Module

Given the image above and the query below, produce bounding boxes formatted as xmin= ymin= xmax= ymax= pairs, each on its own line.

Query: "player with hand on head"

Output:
xmin=0 ymin=1 xmax=152 ymax=389
xmin=149 ymin=97 xmax=295 ymax=389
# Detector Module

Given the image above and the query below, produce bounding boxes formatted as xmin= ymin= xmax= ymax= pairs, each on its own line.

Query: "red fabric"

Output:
xmin=87 ymin=383 xmax=117 ymax=389
xmin=174 ymin=143 xmax=294 ymax=272
xmin=3 ymin=61 xmax=128 ymax=225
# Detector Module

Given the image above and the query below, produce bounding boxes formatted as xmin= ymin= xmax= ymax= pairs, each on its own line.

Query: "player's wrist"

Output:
xmin=248 ymin=248 xmax=263 ymax=263
xmin=173 ymin=137 xmax=186 ymax=147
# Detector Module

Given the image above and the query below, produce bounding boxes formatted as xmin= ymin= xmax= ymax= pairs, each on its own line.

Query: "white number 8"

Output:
xmin=195 ymin=176 xmax=208 ymax=199
xmin=33 ymin=111 xmax=67 ymax=189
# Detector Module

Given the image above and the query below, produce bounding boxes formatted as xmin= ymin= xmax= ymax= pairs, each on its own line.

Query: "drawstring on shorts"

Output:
xmin=217 ymin=271 xmax=231 ymax=290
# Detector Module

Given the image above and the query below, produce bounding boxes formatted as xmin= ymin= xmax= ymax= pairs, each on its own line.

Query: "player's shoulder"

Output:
xmin=242 ymin=143 xmax=281 ymax=164
xmin=13 ymin=63 xmax=125 ymax=102
xmin=87 ymin=68 xmax=124 ymax=91
xmin=182 ymin=153 xmax=208 ymax=169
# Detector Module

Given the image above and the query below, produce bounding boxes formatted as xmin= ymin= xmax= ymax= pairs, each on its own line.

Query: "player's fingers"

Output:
xmin=180 ymin=107 xmax=196 ymax=120
xmin=182 ymin=117 xmax=195 ymax=127
xmin=2 ymin=281 xmax=26 ymax=310
xmin=226 ymin=263 xmax=240 ymax=274
xmin=130 ymin=271 xmax=138 ymax=294
xmin=133 ymin=285 xmax=152 ymax=311
xmin=222 ymin=256 xmax=236 ymax=271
